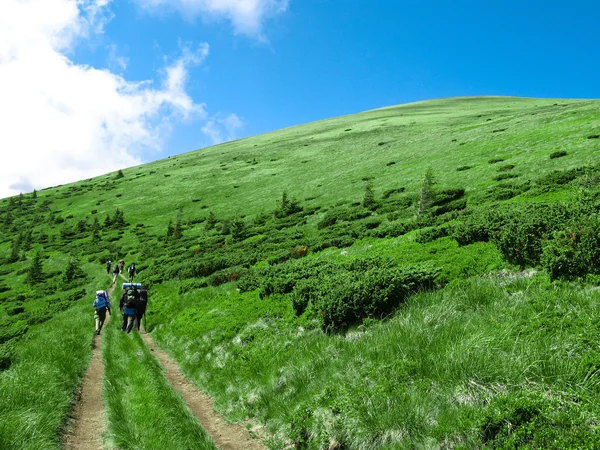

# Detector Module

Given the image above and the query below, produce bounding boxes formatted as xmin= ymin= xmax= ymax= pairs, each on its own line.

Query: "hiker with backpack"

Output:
xmin=106 ymin=260 xmax=112 ymax=275
xmin=135 ymin=286 xmax=148 ymax=331
xmin=127 ymin=262 xmax=136 ymax=282
xmin=120 ymin=285 xmax=139 ymax=333
xmin=93 ymin=290 xmax=111 ymax=335
xmin=112 ymin=263 xmax=120 ymax=284
xmin=119 ymin=259 xmax=125 ymax=273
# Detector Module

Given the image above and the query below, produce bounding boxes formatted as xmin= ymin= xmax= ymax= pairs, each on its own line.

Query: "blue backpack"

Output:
xmin=94 ymin=290 xmax=109 ymax=311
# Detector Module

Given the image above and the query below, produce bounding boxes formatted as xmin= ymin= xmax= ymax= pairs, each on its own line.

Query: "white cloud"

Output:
xmin=0 ymin=0 xmax=209 ymax=199
xmin=133 ymin=0 xmax=289 ymax=39
xmin=202 ymin=113 xmax=244 ymax=145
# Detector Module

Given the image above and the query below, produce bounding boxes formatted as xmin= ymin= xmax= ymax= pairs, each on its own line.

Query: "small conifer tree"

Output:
xmin=26 ymin=251 xmax=44 ymax=285
xmin=7 ymin=234 xmax=21 ymax=263
xmin=362 ymin=181 xmax=377 ymax=210
xmin=91 ymin=217 xmax=101 ymax=243
xmin=112 ymin=208 xmax=125 ymax=228
xmin=204 ymin=211 xmax=216 ymax=230
xmin=416 ymin=167 xmax=436 ymax=219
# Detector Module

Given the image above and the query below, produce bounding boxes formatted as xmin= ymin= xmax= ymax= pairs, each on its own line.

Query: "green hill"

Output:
xmin=2 ymin=96 xmax=600 ymax=448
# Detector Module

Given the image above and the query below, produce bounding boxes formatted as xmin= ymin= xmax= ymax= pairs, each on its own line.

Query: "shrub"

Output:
xmin=493 ymin=173 xmax=519 ymax=181
xmin=549 ymin=150 xmax=567 ymax=159
xmin=0 ymin=344 xmax=14 ymax=371
xmin=541 ymin=217 xmax=600 ymax=280
xmin=497 ymin=164 xmax=515 ymax=172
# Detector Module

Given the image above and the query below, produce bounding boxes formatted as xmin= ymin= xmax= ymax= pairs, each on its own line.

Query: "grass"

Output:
xmin=1 ymin=96 xmax=600 ymax=448
xmin=102 ymin=284 xmax=216 ymax=450
xmin=151 ymin=275 xmax=600 ymax=448
xmin=0 ymin=269 xmax=107 ymax=449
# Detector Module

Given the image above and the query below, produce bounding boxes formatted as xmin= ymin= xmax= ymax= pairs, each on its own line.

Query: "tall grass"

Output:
xmin=0 ymin=271 xmax=107 ymax=450
xmin=102 ymin=284 xmax=216 ymax=450
xmin=151 ymin=276 xmax=600 ymax=448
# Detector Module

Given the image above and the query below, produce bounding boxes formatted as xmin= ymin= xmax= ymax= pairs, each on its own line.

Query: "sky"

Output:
xmin=1 ymin=0 xmax=599 ymax=199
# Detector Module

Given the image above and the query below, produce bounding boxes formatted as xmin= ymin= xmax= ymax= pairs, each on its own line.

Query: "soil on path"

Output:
xmin=140 ymin=331 xmax=266 ymax=450
xmin=63 ymin=284 xmax=114 ymax=450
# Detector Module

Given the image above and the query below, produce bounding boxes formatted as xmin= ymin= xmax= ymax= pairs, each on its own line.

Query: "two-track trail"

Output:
xmin=140 ymin=331 xmax=266 ymax=450
xmin=63 ymin=284 xmax=114 ymax=450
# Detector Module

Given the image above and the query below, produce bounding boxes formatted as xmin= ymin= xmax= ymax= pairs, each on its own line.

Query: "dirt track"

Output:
xmin=62 ymin=278 xmax=266 ymax=449
xmin=62 ymin=286 xmax=113 ymax=450
xmin=140 ymin=331 xmax=266 ymax=450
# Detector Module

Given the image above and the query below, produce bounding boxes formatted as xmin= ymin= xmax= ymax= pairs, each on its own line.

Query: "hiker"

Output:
xmin=105 ymin=260 xmax=112 ymax=275
xmin=93 ymin=290 xmax=111 ymax=335
xmin=127 ymin=262 xmax=136 ymax=282
xmin=119 ymin=259 xmax=125 ymax=273
xmin=120 ymin=285 xmax=139 ymax=333
xmin=112 ymin=263 xmax=120 ymax=284
xmin=135 ymin=286 xmax=148 ymax=331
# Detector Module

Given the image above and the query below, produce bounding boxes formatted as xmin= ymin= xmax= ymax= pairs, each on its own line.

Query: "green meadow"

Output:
xmin=2 ymin=96 xmax=600 ymax=448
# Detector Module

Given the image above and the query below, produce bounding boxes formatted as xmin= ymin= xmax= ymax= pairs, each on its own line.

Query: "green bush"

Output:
xmin=549 ymin=150 xmax=567 ymax=159
xmin=541 ymin=217 xmax=600 ymax=280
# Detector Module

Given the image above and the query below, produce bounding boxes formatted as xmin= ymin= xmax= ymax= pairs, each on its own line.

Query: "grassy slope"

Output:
xmin=35 ymin=97 xmax=600 ymax=228
xmin=1 ymin=96 xmax=600 ymax=448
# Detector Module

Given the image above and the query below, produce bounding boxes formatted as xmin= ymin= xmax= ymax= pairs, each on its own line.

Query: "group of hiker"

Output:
xmin=93 ymin=259 xmax=146 ymax=335
xmin=106 ymin=259 xmax=137 ymax=284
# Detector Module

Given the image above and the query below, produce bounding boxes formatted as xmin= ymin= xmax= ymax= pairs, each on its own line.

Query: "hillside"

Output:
xmin=2 ymin=96 xmax=600 ymax=449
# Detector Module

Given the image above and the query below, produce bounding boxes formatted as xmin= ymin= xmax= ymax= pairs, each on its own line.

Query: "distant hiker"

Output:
xmin=105 ymin=260 xmax=112 ymax=275
xmin=93 ymin=290 xmax=111 ymax=335
xmin=135 ymin=287 xmax=148 ymax=331
xmin=127 ymin=262 xmax=136 ymax=282
xmin=120 ymin=285 xmax=139 ymax=333
xmin=112 ymin=263 xmax=120 ymax=284
xmin=119 ymin=259 xmax=125 ymax=273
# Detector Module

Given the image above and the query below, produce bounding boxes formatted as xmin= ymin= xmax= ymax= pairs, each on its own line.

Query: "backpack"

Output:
xmin=125 ymin=288 xmax=139 ymax=308
xmin=94 ymin=290 xmax=109 ymax=311
xmin=139 ymin=288 xmax=148 ymax=305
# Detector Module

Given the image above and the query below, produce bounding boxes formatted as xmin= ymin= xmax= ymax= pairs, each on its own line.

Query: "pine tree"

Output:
xmin=112 ymin=208 xmax=125 ymax=228
xmin=416 ymin=167 xmax=436 ymax=219
xmin=26 ymin=251 xmax=44 ymax=285
xmin=173 ymin=207 xmax=183 ymax=239
xmin=115 ymin=169 xmax=124 ymax=179
xmin=7 ymin=234 xmax=21 ymax=263
xmin=204 ymin=211 xmax=216 ymax=231
xmin=362 ymin=181 xmax=377 ymax=210
xmin=231 ymin=218 xmax=246 ymax=241
xmin=62 ymin=257 xmax=83 ymax=283
xmin=91 ymin=217 xmax=101 ymax=243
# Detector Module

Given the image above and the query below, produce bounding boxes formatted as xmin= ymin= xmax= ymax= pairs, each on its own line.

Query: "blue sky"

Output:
xmin=1 ymin=0 xmax=599 ymax=198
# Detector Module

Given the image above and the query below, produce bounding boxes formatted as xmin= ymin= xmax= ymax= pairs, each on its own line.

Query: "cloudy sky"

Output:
xmin=1 ymin=0 xmax=599 ymax=199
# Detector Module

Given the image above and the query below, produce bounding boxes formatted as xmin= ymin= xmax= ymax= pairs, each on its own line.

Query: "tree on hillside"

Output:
xmin=416 ymin=167 xmax=437 ymax=219
xmin=231 ymin=217 xmax=246 ymax=241
xmin=103 ymin=214 xmax=112 ymax=229
xmin=112 ymin=208 xmax=125 ymax=228
xmin=115 ymin=169 xmax=124 ymax=179
xmin=204 ymin=211 xmax=216 ymax=231
xmin=91 ymin=217 xmax=101 ymax=243
xmin=274 ymin=191 xmax=302 ymax=218
xmin=62 ymin=256 xmax=84 ymax=283
xmin=362 ymin=181 xmax=378 ymax=210
xmin=7 ymin=234 xmax=22 ymax=263
xmin=25 ymin=251 xmax=44 ymax=285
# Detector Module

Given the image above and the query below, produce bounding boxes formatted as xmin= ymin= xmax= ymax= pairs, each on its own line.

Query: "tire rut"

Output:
xmin=63 ymin=283 xmax=115 ymax=450
xmin=140 ymin=331 xmax=266 ymax=450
